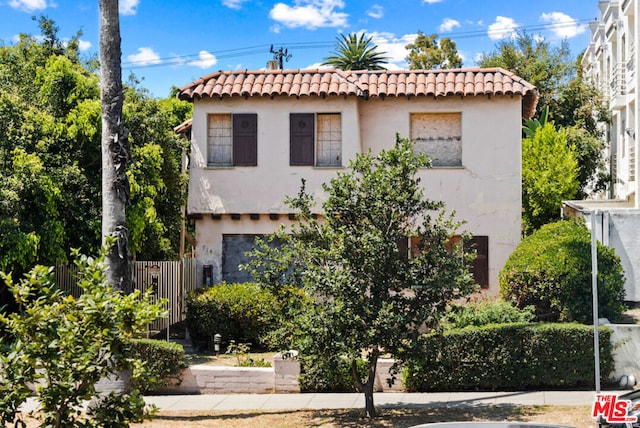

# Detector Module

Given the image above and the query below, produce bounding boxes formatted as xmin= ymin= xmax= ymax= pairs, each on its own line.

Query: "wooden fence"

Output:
xmin=55 ymin=258 xmax=197 ymax=335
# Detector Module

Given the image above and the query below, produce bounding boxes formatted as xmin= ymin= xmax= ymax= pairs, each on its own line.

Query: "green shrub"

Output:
xmin=0 ymin=250 xmax=166 ymax=427
xmin=499 ymin=219 xmax=626 ymax=323
xmin=442 ymin=299 xmax=535 ymax=329
xmin=298 ymin=355 xmax=367 ymax=392
xmin=130 ymin=339 xmax=190 ymax=393
xmin=185 ymin=282 xmax=280 ymax=350
xmin=404 ymin=322 xmax=614 ymax=391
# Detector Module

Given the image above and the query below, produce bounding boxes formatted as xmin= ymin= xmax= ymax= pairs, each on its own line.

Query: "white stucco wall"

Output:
xmin=607 ymin=211 xmax=640 ymax=302
xmin=188 ymin=93 xmax=523 ymax=291
xmin=188 ymin=96 xmax=361 ymax=214
xmin=359 ymin=96 xmax=522 ymax=292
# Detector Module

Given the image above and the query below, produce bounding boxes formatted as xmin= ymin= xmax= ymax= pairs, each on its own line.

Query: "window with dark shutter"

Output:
xmin=233 ymin=114 xmax=257 ymax=166
xmin=290 ymin=113 xmax=314 ymax=166
xmin=468 ymin=235 xmax=489 ymax=289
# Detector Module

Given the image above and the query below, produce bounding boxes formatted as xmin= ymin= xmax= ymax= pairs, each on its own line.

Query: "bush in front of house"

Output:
xmin=442 ymin=299 xmax=535 ymax=330
xmin=185 ymin=282 xmax=280 ymax=350
xmin=499 ymin=218 xmax=626 ymax=323
xmin=298 ymin=355 xmax=368 ymax=392
xmin=403 ymin=322 xmax=614 ymax=392
xmin=130 ymin=339 xmax=190 ymax=393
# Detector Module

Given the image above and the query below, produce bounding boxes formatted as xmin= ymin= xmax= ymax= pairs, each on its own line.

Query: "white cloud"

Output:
xmin=368 ymin=31 xmax=416 ymax=69
xmin=8 ymin=0 xmax=48 ymax=12
xmin=540 ymin=11 xmax=586 ymax=39
xmin=269 ymin=0 xmax=348 ymax=30
xmin=222 ymin=0 xmax=249 ymax=9
xmin=423 ymin=0 xmax=442 ymax=4
xmin=119 ymin=0 xmax=139 ymax=15
xmin=127 ymin=47 xmax=161 ymax=66
xmin=367 ymin=4 xmax=383 ymax=19
xmin=439 ymin=18 xmax=460 ymax=33
xmin=488 ymin=16 xmax=519 ymax=40
xmin=78 ymin=40 xmax=92 ymax=51
xmin=188 ymin=50 xmax=218 ymax=69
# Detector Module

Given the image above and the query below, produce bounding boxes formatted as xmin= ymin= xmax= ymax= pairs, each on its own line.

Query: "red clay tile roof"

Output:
xmin=177 ymin=68 xmax=538 ymax=119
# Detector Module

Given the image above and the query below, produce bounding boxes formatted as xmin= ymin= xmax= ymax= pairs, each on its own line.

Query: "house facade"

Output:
xmin=565 ymin=0 xmax=640 ymax=301
xmin=178 ymin=68 xmax=537 ymax=294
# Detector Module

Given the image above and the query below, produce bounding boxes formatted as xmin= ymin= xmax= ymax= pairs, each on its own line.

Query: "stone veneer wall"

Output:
xmin=155 ymin=355 xmax=403 ymax=394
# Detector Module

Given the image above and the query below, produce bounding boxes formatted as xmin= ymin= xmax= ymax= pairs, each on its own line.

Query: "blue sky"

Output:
xmin=1 ymin=0 xmax=600 ymax=98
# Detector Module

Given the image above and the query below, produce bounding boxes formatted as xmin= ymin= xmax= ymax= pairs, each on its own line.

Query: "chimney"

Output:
xmin=267 ymin=60 xmax=278 ymax=71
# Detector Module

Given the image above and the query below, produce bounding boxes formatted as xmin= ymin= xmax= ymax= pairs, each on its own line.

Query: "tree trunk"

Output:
xmin=351 ymin=348 xmax=379 ymax=418
xmin=99 ymin=0 xmax=131 ymax=292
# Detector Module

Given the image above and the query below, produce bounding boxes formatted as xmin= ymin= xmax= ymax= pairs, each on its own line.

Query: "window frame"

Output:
xmin=206 ymin=113 xmax=257 ymax=167
xmin=290 ymin=112 xmax=342 ymax=167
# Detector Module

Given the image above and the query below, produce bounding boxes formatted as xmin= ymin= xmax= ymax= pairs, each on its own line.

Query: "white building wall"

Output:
xmin=188 ymin=94 xmax=522 ymax=291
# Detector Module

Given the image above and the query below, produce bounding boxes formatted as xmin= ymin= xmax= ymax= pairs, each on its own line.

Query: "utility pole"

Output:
xmin=270 ymin=45 xmax=292 ymax=70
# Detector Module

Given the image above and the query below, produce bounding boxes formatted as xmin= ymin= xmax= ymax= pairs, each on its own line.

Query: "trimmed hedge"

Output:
xmin=130 ymin=339 xmax=190 ymax=393
xmin=404 ymin=322 xmax=613 ymax=391
xmin=499 ymin=219 xmax=626 ymax=323
xmin=185 ymin=282 xmax=280 ymax=350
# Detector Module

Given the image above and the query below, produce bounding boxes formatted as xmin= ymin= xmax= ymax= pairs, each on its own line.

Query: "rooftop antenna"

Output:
xmin=270 ymin=45 xmax=292 ymax=70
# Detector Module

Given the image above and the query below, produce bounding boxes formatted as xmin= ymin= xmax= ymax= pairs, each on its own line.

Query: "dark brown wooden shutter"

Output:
xmin=468 ymin=236 xmax=489 ymax=289
xmin=233 ymin=114 xmax=257 ymax=166
xmin=290 ymin=113 xmax=314 ymax=166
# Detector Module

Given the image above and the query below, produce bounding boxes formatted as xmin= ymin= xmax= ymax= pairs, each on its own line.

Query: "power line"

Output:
xmin=121 ymin=18 xmax=596 ymax=70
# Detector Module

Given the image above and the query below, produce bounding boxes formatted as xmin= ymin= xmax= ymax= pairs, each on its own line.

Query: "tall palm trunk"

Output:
xmin=99 ymin=0 xmax=131 ymax=292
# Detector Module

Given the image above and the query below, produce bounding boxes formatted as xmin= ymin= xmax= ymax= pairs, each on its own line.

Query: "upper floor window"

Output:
xmin=290 ymin=113 xmax=342 ymax=167
xmin=410 ymin=112 xmax=462 ymax=167
xmin=207 ymin=113 xmax=257 ymax=167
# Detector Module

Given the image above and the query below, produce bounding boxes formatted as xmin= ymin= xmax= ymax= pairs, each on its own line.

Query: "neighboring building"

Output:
xmin=565 ymin=0 xmax=640 ymax=301
xmin=177 ymin=67 xmax=537 ymax=294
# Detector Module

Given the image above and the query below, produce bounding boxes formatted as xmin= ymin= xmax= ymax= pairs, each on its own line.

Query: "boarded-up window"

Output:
xmin=410 ymin=113 xmax=462 ymax=167
xmin=222 ymin=234 xmax=282 ymax=283
xmin=207 ymin=113 xmax=257 ymax=167
xmin=222 ymin=234 xmax=260 ymax=283
xmin=290 ymin=113 xmax=342 ymax=166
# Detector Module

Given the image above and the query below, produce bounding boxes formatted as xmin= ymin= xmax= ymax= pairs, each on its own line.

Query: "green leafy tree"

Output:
xmin=124 ymin=81 xmax=192 ymax=260
xmin=0 ymin=248 xmax=167 ymax=427
xmin=480 ymin=33 xmax=609 ymax=197
xmin=522 ymin=123 xmax=579 ymax=235
xmin=0 ymin=17 xmax=192 ymax=287
xmin=405 ymin=31 xmax=462 ymax=70
xmin=322 ymin=33 xmax=389 ymax=70
xmin=246 ymin=136 xmax=476 ymax=418
xmin=478 ymin=32 xmax=574 ymax=116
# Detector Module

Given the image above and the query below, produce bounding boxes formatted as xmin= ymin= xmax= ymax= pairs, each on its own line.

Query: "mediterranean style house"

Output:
xmin=564 ymin=0 xmax=640 ymax=302
xmin=177 ymin=67 xmax=537 ymax=294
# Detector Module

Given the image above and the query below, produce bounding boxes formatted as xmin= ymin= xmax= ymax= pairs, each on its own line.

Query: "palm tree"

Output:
xmin=99 ymin=0 xmax=132 ymax=292
xmin=322 ymin=33 xmax=389 ymax=70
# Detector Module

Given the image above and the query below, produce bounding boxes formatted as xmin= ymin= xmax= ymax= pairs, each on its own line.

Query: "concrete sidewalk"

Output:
xmin=19 ymin=390 xmax=611 ymax=413
xmin=142 ymin=390 xmax=605 ymax=412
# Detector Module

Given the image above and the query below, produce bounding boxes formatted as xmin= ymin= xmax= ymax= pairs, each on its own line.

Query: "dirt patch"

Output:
xmin=128 ymin=405 xmax=595 ymax=427
xmin=189 ymin=352 xmax=277 ymax=367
